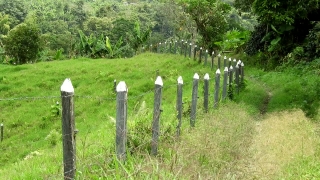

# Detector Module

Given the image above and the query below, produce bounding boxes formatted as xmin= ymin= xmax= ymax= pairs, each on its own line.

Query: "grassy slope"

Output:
xmin=1 ymin=53 xmax=320 ymax=179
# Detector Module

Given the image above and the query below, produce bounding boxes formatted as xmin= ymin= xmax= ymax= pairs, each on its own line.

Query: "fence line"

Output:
xmin=0 ymin=42 xmax=245 ymax=178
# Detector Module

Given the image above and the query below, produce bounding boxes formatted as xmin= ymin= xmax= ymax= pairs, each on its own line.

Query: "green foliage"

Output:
xmin=0 ymin=0 xmax=27 ymax=27
xmin=180 ymin=0 xmax=231 ymax=51
xmin=3 ymin=23 xmax=40 ymax=64
xmin=214 ymin=30 xmax=250 ymax=52
xmin=131 ymin=21 xmax=151 ymax=54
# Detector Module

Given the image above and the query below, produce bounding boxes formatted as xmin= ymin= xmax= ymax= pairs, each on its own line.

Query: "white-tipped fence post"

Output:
xmin=174 ymin=41 xmax=177 ymax=54
xmin=204 ymin=73 xmax=210 ymax=113
xmin=184 ymin=42 xmax=188 ymax=57
xmin=193 ymin=45 xmax=197 ymax=61
xmin=113 ymin=79 xmax=117 ymax=93
xmin=228 ymin=58 xmax=232 ymax=68
xmin=199 ymin=47 xmax=203 ymax=63
xmin=180 ymin=40 xmax=184 ymax=54
xmin=60 ymin=78 xmax=76 ymax=180
xmin=176 ymin=76 xmax=183 ymax=136
xmin=157 ymin=43 xmax=160 ymax=53
xmin=222 ymin=67 xmax=228 ymax=100
xmin=214 ymin=69 xmax=221 ymax=108
xmin=211 ymin=51 xmax=215 ymax=71
xmin=116 ymin=81 xmax=128 ymax=161
xmin=169 ymin=41 xmax=172 ymax=53
xmin=228 ymin=66 xmax=234 ymax=100
xmin=218 ymin=54 xmax=221 ymax=69
xmin=151 ymin=76 xmax=163 ymax=156
xmin=233 ymin=59 xmax=237 ymax=69
xmin=204 ymin=50 xmax=208 ymax=66
xmin=190 ymin=73 xmax=199 ymax=127
xmin=1 ymin=123 xmax=3 ymax=142
xmin=223 ymin=56 xmax=227 ymax=68
xmin=240 ymin=62 xmax=245 ymax=88
xmin=235 ymin=64 xmax=240 ymax=94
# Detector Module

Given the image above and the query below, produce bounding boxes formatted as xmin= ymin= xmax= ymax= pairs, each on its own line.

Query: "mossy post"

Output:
xmin=60 ymin=78 xmax=76 ymax=180
xmin=218 ymin=54 xmax=221 ymax=69
xmin=151 ymin=76 xmax=163 ymax=156
xmin=211 ymin=51 xmax=215 ymax=71
xmin=204 ymin=73 xmax=210 ymax=113
xmin=235 ymin=64 xmax=240 ymax=94
xmin=116 ymin=81 xmax=128 ymax=161
xmin=214 ymin=69 xmax=221 ymax=108
xmin=190 ymin=73 xmax=199 ymax=127
xmin=199 ymin=47 xmax=203 ymax=64
xmin=189 ymin=43 xmax=192 ymax=58
xmin=228 ymin=58 xmax=232 ymax=68
xmin=204 ymin=50 xmax=208 ymax=66
xmin=176 ymin=76 xmax=183 ymax=136
xmin=222 ymin=67 xmax=228 ymax=100
xmin=1 ymin=123 xmax=3 ymax=142
xmin=193 ymin=45 xmax=197 ymax=61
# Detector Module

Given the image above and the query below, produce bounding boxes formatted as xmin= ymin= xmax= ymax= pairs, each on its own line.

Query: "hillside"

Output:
xmin=1 ymin=53 xmax=320 ymax=179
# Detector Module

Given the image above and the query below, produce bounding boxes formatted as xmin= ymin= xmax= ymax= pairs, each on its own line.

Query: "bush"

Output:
xmin=3 ymin=23 xmax=40 ymax=64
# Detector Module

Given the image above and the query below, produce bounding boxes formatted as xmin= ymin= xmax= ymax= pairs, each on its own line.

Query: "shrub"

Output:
xmin=3 ymin=23 xmax=40 ymax=64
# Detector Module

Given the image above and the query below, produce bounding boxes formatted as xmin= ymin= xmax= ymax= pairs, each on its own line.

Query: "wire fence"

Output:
xmin=0 ymin=39 xmax=245 ymax=179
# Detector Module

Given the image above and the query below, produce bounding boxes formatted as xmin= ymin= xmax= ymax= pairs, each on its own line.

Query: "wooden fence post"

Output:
xmin=218 ymin=54 xmax=221 ymax=69
xmin=151 ymin=76 xmax=163 ymax=156
xmin=235 ymin=64 xmax=240 ymax=94
xmin=113 ymin=79 xmax=117 ymax=93
xmin=204 ymin=50 xmax=208 ymax=66
xmin=240 ymin=62 xmax=245 ymax=88
xmin=190 ymin=73 xmax=199 ymax=127
xmin=116 ymin=81 xmax=128 ymax=161
xmin=169 ymin=42 xmax=172 ymax=53
xmin=60 ymin=78 xmax=76 ymax=180
xmin=211 ymin=51 xmax=215 ymax=71
xmin=204 ymin=73 xmax=209 ymax=113
xmin=214 ymin=69 xmax=221 ymax=108
xmin=1 ymin=123 xmax=3 ymax=142
xmin=174 ymin=41 xmax=177 ymax=54
xmin=233 ymin=59 xmax=237 ymax=69
xmin=157 ymin=43 xmax=160 ymax=53
xmin=176 ymin=76 xmax=183 ymax=136
xmin=189 ymin=43 xmax=192 ymax=58
xmin=229 ymin=66 xmax=233 ymax=85
xmin=223 ymin=56 xmax=227 ymax=68
xmin=180 ymin=40 xmax=184 ymax=55
xmin=193 ymin=45 xmax=197 ymax=61
xmin=184 ymin=42 xmax=188 ymax=57
xmin=222 ymin=67 xmax=228 ymax=100
xmin=198 ymin=47 xmax=203 ymax=63
xmin=228 ymin=58 xmax=232 ymax=68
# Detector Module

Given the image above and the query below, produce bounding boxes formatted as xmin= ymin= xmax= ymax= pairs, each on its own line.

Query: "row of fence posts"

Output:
xmin=57 ymin=44 xmax=245 ymax=178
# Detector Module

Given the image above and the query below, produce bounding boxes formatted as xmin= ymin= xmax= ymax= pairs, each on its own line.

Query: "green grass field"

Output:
xmin=1 ymin=53 xmax=320 ymax=179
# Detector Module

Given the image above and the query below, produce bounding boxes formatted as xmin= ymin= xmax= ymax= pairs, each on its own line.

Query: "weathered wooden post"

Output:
xmin=229 ymin=66 xmax=233 ymax=85
xmin=180 ymin=40 xmax=184 ymax=54
xmin=240 ymin=62 xmax=245 ymax=88
xmin=233 ymin=59 xmax=237 ymax=68
xmin=189 ymin=43 xmax=192 ymax=58
xmin=214 ymin=69 xmax=221 ymax=108
xmin=198 ymin=47 xmax=203 ymax=63
xmin=157 ymin=43 xmax=160 ymax=53
xmin=193 ymin=45 xmax=197 ymax=61
xmin=222 ymin=67 xmax=228 ymax=100
xmin=1 ymin=123 xmax=3 ymax=142
xmin=151 ymin=76 xmax=163 ymax=156
xmin=211 ymin=51 xmax=215 ymax=71
xmin=190 ymin=73 xmax=199 ymax=127
xmin=174 ymin=40 xmax=177 ymax=54
xmin=218 ymin=54 xmax=221 ymax=69
xmin=204 ymin=50 xmax=208 ymax=66
xmin=235 ymin=64 xmax=240 ymax=94
xmin=169 ymin=41 xmax=172 ymax=53
xmin=116 ymin=81 xmax=128 ymax=161
xmin=60 ymin=78 xmax=76 ymax=179
xmin=113 ymin=79 xmax=117 ymax=93
xmin=184 ymin=42 xmax=188 ymax=57
xmin=204 ymin=73 xmax=209 ymax=113
xmin=228 ymin=58 xmax=232 ymax=68
xmin=176 ymin=76 xmax=183 ymax=136
xmin=223 ymin=56 xmax=227 ymax=68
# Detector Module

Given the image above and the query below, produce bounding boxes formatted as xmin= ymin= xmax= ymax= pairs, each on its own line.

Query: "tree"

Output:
xmin=3 ymin=23 xmax=41 ymax=64
xmin=0 ymin=0 xmax=28 ymax=27
xmin=180 ymin=0 xmax=231 ymax=51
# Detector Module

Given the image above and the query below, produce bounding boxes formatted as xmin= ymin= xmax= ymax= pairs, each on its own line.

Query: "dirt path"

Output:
xmin=236 ymin=80 xmax=318 ymax=179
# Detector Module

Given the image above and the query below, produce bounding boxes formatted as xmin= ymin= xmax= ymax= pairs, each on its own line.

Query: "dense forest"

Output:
xmin=0 ymin=0 xmax=319 ymax=68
